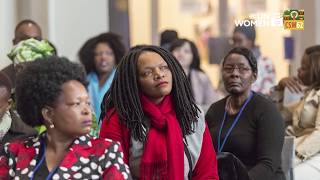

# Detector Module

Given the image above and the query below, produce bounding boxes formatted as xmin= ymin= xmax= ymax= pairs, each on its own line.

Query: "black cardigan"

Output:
xmin=206 ymin=92 xmax=285 ymax=180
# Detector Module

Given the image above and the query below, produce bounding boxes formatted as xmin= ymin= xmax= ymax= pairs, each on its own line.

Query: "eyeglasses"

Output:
xmin=223 ymin=66 xmax=251 ymax=74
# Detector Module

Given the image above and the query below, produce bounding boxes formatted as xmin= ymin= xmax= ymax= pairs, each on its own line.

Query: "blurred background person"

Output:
xmin=6 ymin=38 xmax=56 ymax=135
xmin=160 ymin=29 xmax=178 ymax=50
xmin=0 ymin=57 xmax=131 ymax=179
xmin=1 ymin=19 xmax=43 ymax=90
xmin=206 ymin=47 xmax=285 ymax=180
xmin=271 ymin=45 xmax=320 ymax=180
xmin=79 ymin=32 xmax=126 ymax=122
xmin=170 ymin=38 xmax=220 ymax=112
xmin=0 ymin=72 xmax=36 ymax=152
xmin=7 ymin=38 xmax=56 ymax=74
xmin=12 ymin=19 xmax=42 ymax=45
xmin=99 ymin=46 xmax=219 ymax=179
xmin=232 ymin=24 xmax=276 ymax=95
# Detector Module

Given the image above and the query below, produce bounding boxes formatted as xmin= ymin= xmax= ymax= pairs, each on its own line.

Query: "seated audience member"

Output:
xmin=0 ymin=72 xmax=37 ymax=151
xmin=0 ymin=57 xmax=131 ymax=179
xmin=7 ymin=38 xmax=55 ymax=74
xmin=218 ymin=24 xmax=276 ymax=95
xmin=79 ymin=32 xmax=126 ymax=121
xmin=170 ymin=38 xmax=221 ymax=111
xmin=206 ymin=47 xmax=285 ymax=180
xmin=271 ymin=45 xmax=320 ymax=180
xmin=6 ymin=38 xmax=56 ymax=135
xmin=99 ymin=46 xmax=219 ymax=179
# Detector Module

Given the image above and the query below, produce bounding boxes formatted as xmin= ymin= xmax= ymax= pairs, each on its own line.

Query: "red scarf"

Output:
xmin=140 ymin=94 xmax=184 ymax=180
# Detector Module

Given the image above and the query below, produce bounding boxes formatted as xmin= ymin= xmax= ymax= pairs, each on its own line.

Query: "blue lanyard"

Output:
xmin=217 ymin=91 xmax=254 ymax=153
xmin=30 ymin=139 xmax=59 ymax=180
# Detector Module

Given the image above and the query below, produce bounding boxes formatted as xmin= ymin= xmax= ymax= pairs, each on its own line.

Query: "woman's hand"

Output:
xmin=276 ymin=77 xmax=303 ymax=93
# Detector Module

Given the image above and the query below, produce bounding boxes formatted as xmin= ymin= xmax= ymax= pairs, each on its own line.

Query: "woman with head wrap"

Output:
xmin=6 ymin=38 xmax=57 ymax=135
xmin=7 ymin=38 xmax=56 ymax=74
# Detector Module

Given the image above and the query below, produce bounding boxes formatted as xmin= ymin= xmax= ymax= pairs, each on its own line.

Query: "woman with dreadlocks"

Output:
xmin=99 ymin=45 xmax=219 ymax=179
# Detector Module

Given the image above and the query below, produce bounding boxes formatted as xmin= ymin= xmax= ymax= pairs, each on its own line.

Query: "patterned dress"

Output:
xmin=0 ymin=133 xmax=131 ymax=179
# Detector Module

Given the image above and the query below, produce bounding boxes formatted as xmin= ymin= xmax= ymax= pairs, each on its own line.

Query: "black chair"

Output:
xmin=217 ymin=152 xmax=250 ymax=180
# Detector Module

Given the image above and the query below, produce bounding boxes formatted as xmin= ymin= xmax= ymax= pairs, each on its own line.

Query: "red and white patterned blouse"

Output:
xmin=0 ymin=133 xmax=131 ymax=179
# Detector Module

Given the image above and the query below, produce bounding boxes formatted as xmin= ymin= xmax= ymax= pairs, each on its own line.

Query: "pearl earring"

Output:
xmin=49 ymin=124 xmax=55 ymax=129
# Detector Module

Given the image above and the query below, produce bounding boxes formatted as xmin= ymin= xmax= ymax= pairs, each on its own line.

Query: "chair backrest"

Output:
xmin=281 ymin=136 xmax=295 ymax=180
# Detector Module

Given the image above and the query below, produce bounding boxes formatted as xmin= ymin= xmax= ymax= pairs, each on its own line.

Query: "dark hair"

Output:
xmin=304 ymin=45 xmax=320 ymax=89
xmin=234 ymin=23 xmax=256 ymax=44
xmin=15 ymin=56 xmax=87 ymax=127
xmin=15 ymin=19 xmax=41 ymax=33
xmin=0 ymin=72 xmax=12 ymax=98
xmin=169 ymin=38 xmax=202 ymax=71
xmin=78 ymin=32 xmax=126 ymax=74
xmin=100 ymin=45 xmax=200 ymax=142
xmin=160 ymin=30 xmax=178 ymax=46
xmin=223 ymin=47 xmax=258 ymax=73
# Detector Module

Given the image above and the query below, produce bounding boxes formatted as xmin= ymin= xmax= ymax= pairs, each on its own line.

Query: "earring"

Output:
xmin=49 ymin=124 xmax=55 ymax=129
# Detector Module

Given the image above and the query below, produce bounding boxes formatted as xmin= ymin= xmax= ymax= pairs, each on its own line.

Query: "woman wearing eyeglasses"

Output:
xmin=206 ymin=47 xmax=285 ymax=180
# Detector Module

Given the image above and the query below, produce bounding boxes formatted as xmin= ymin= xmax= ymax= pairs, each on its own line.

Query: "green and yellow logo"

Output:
xmin=283 ymin=10 xmax=304 ymax=30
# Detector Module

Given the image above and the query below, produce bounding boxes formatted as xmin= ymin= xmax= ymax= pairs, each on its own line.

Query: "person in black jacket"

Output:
xmin=206 ymin=47 xmax=285 ymax=180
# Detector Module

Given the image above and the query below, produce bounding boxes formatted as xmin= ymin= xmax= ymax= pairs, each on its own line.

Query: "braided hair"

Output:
xmin=100 ymin=45 xmax=200 ymax=142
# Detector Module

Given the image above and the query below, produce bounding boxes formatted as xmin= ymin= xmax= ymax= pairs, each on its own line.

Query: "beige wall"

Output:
xmin=256 ymin=0 xmax=290 ymax=82
xmin=129 ymin=0 xmax=152 ymax=46
xmin=158 ymin=0 xmax=196 ymax=40
xmin=0 ymin=0 xmax=109 ymax=70
xmin=0 ymin=0 xmax=17 ymax=70
xmin=48 ymin=0 xmax=109 ymax=61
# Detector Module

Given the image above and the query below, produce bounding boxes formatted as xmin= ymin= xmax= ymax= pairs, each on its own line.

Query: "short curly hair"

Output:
xmin=78 ymin=32 xmax=126 ymax=74
xmin=15 ymin=56 xmax=87 ymax=127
